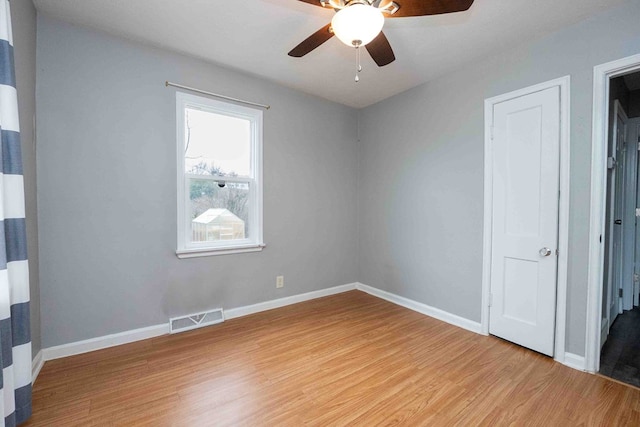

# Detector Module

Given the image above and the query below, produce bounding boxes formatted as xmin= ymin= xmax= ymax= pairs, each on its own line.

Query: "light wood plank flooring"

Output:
xmin=25 ymin=291 xmax=640 ymax=426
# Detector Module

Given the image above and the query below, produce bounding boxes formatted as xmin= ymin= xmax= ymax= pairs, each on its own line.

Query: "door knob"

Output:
xmin=539 ymin=247 xmax=552 ymax=257
xmin=614 ymin=219 xmax=622 ymax=225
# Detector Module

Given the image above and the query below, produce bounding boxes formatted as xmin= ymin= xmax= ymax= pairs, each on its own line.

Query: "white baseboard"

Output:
xmin=355 ymin=283 xmax=483 ymax=334
xmin=42 ymin=323 xmax=169 ymax=361
xmin=355 ymin=283 xmax=593 ymax=373
xmin=225 ymin=283 xmax=357 ymax=320
xmin=562 ymin=352 xmax=586 ymax=371
xmin=32 ymin=350 xmax=44 ymax=384
xmin=33 ymin=281 xmax=589 ymax=378
xmin=39 ymin=283 xmax=358 ymax=363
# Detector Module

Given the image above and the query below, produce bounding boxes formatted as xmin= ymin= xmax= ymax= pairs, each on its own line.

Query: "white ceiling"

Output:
xmin=33 ymin=0 xmax=627 ymax=108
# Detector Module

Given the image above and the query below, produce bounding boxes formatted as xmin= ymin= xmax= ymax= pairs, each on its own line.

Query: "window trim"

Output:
xmin=175 ymin=91 xmax=264 ymax=258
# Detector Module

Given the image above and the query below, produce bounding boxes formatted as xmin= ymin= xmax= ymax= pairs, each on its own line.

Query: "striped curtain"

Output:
xmin=0 ymin=1 xmax=32 ymax=425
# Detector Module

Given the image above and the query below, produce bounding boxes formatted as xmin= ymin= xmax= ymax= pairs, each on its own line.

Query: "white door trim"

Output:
xmin=481 ymin=76 xmax=571 ymax=363
xmin=586 ymin=53 xmax=640 ymax=373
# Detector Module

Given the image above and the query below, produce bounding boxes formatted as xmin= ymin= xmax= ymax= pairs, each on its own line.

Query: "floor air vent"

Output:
xmin=170 ymin=308 xmax=224 ymax=334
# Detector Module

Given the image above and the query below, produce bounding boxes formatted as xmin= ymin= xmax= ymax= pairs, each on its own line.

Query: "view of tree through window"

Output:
xmin=185 ymin=108 xmax=251 ymax=242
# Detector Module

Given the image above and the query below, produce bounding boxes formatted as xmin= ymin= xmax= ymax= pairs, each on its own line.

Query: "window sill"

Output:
xmin=176 ymin=244 xmax=265 ymax=259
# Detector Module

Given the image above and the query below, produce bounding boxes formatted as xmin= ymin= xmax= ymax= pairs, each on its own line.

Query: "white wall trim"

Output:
xmin=355 ymin=283 xmax=591 ymax=373
xmin=38 ymin=283 xmax=358 ymax=363
xmin=555 ymin=76 xmax=571 ymax=365
xmin=42 ymin=323 xmax=169 ymax=361
xmin=586 ymin=53 xmax=640 ymax=373
xmin=32 ymin=350 xmax=44 ymax=384
xmin=36 ymin=282 xmax=592 ymax=376
xmin=224 ymin=283 xmax=357 ymax=319
xmin=356 ymin=283 xmax=483 ymax=334
xmin=175 ymin=91 xmax=264 ymax=257
xmin=562 ymin=352 xmax=587 ymax=371
xmin=481 ymin=76 xmax=571 ymax=365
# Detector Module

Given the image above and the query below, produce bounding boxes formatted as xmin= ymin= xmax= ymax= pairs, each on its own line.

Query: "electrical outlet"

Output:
xmin=276 ymin=275 xmax=284 ymax=288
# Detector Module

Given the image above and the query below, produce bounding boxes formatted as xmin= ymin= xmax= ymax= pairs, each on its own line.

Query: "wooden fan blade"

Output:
xmin=296 ymin=0 xmax=325 ymax=8
xmin=288 ymin=24 xmax=334 ymax=57
xmin=365 ymin=31 xmax=395 ymax=67
xmin=388 ymin=0 xmax=474 ymax=17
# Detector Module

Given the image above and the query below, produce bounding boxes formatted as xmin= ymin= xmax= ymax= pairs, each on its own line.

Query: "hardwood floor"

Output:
xmin=26 ymin=291 xmax=640 ymax=426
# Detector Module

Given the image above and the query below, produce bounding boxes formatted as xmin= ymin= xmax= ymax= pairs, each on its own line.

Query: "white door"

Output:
xmin=489 ymin=86 xmax=560 ymax=357
xmin=622 ymin=117 xmax=640 ymax=311
xmin=607 ymin=101 xmax=628 ymax=327
xmin=634 ymin=122 xmax=640 ymax=308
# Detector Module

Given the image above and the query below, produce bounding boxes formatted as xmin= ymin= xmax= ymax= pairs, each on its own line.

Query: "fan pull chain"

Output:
xmin=355 ymin=45 xmax=362 ymax=83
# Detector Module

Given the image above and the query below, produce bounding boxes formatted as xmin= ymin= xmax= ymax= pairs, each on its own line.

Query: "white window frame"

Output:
xmin=175 ymin=92 xmax=264 ymax=259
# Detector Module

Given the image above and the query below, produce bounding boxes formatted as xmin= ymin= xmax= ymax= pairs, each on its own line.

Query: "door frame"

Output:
xmin=586 ymin=53 xmax=640 ymax=373
xmin=481 ymin=76 xmax=571 ymax=364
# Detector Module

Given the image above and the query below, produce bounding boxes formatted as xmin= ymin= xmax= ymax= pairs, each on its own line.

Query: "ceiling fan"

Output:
xmin=288 ymin=0 xmax=474 ymax=79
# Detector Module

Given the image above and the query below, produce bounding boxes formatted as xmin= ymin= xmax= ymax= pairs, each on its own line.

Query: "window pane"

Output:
xmin=189 ymin=179 xmax=250 ymax=243
xmin=184 ymin=108 xmax=251 ymax=177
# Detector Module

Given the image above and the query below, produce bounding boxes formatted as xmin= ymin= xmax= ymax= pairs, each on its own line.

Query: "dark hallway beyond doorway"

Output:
xmin=600 ymin=307 xmax=640 ymax=387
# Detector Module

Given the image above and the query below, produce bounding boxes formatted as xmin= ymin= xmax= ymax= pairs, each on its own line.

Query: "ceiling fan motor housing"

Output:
xmin=322 ymin=0 xmax=400 ymax=14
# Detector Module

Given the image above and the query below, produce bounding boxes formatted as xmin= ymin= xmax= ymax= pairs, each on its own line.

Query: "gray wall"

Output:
xmin=12 ymin=1 xmax=40 ymax=357
xmin=36 ymin=0 xmax=640 ymax=357
xmin=36 ymin=16 xmax=359 ymax=347
xmin=358 ymin=0 xmax=640 ymax=356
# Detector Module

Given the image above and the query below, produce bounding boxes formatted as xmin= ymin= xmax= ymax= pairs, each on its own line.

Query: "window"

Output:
xmin=176 ymin=92 xmax=263 ymax=258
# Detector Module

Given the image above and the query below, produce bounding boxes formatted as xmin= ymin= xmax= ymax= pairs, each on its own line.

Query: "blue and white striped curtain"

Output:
xmin=0 ymin=1 xmax=32 ymax=425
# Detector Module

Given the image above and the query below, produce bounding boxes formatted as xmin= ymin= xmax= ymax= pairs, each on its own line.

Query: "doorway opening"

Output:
xmin=598 ymin=71 xmax=640 ymax=387
xmin=587 ymin=53 xmax=640 ymax=378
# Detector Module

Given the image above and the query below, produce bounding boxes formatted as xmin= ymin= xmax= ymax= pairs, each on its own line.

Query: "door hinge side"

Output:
xmin=608 ymin=157 xmax=616 ymax=169
xmin=619 ymin=288 xmax=623 ymax=298
xmin=634 ymin=273 xmax=639 ymax=283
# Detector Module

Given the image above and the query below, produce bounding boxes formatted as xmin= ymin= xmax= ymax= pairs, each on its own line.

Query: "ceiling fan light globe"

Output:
xmin=331 ymin=4 xmax=384 ymax=47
